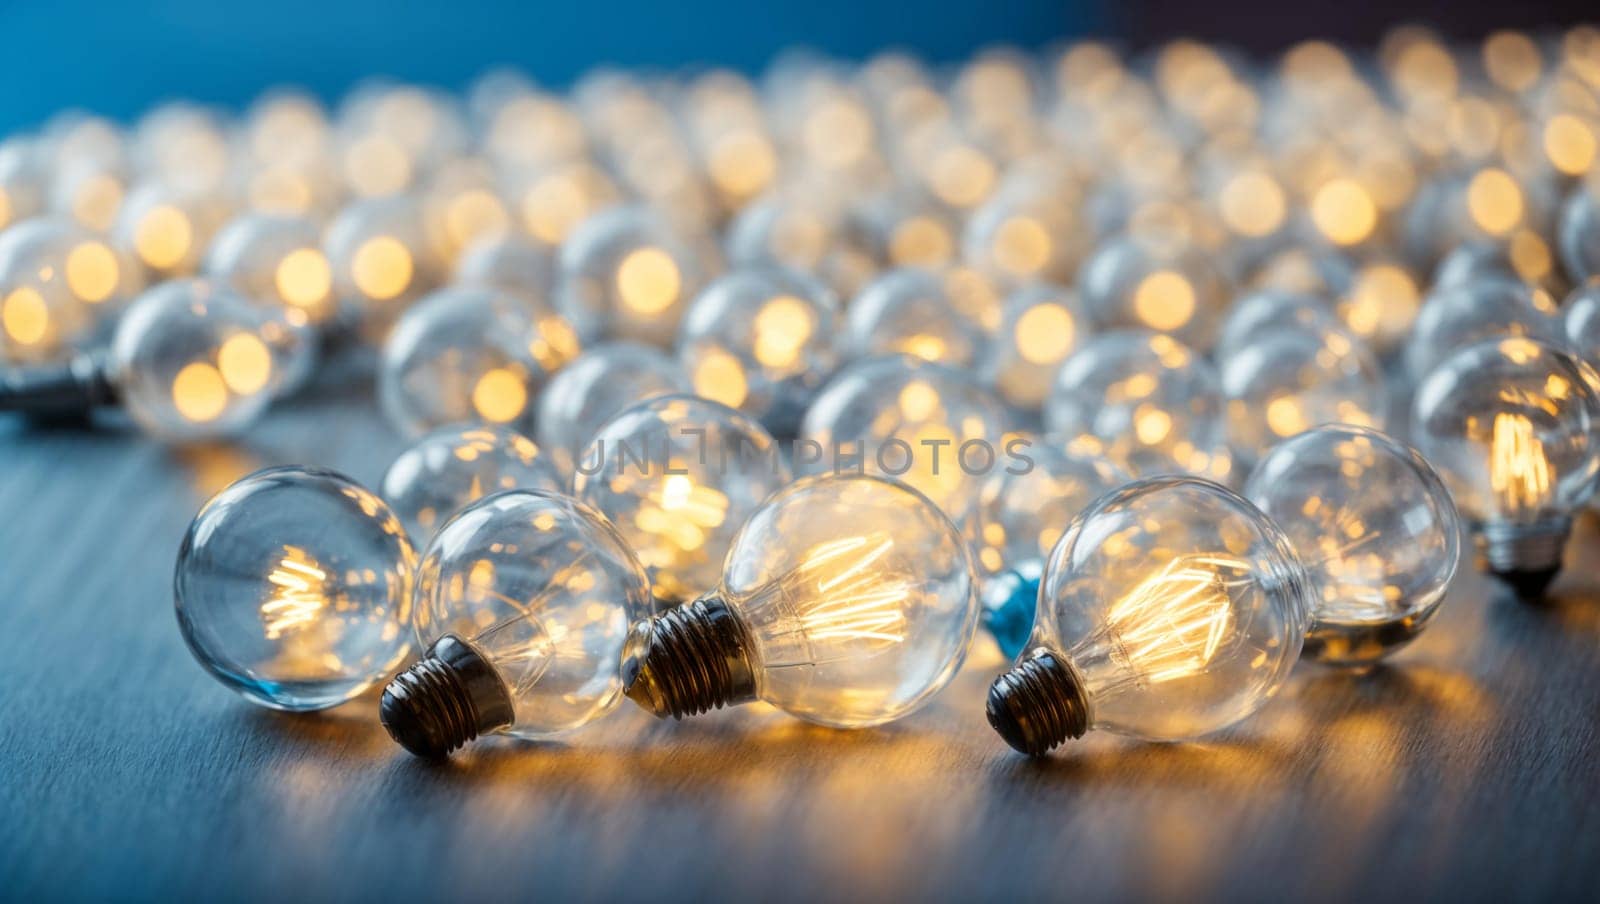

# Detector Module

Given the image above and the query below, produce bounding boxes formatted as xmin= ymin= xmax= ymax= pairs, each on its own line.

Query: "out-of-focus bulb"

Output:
xmin=969 ymin=443 xmax=1129 ymax=658
xmin=843 ymin=266 xmax=999 ymax=366
xmin=534 ymin=342 xmax=689 ymax=477
xmin=555 ymin=204 xmax=709 ymax=347
xmin=963 ymin=167 xmax=1088 ymax=286
xmin=623 ymin=474 xmax=980 ymax=727
xmin=1564 ymin=280 xmax=1600 ymax=364
xmin=987 ymin=476 xmax=1313 ymax=754
xmin=678 ymin=265 xmax=840 ymax=433
xmin=1078 ymin=233 xmax=1230 ymax=351
xmin=1559 ymin=182 xmax=1600 ymax=284
xmin=324 ymin=195 xmax=435 ymax=331
xmin=725 ymin=187 xmax=877 ymax=298
xmin=175 ymin=467 xmax=416 ymax=710
xmin=573 ymin=393 xmax=791 ymax=604
xmin=980 ymin=282 xmax=1090 ymax=410
xmin=1333 ymin=259 xmax=1422 ymax=355
xmin=1404 ymin=278 xmax=1563 ymax=379
xmin=379 ymin=423 xmax=562 ymax=543
xmin=1044 ymin=331 xmax=1229 ymax=480
xmin=1213 ymin=289 xmax=1340 ymax=357
xmin=798 ymin=354 xmax=1008 ymax=526
xmin=454 ymin=232 xmax=554 ymax=302
xmin=113 ymin=182 xmax=229 ymax=278
xmin=378 ymin=286 xmax=579 ymax=437
xmin=1413 ymin=337 xmax=1600 ymax=599
xmin=206 ymin=212 xmax=337 ymax=325
xmin=381 ymin=490 xmax=653 ymax=757
xmin=0 ymin=218 xmax=126 ymax=362
xmin=1246 ymin=425 xmax=1460 ymax=665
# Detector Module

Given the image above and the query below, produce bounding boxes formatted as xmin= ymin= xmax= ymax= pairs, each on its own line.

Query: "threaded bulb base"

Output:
xmin=622 ymin=595 xmax=757 ymax=719
xmin=381 ymin=634 xmax=515 ymax=758
xmin=987 ymin=650 xmax=1090 ymax=756
xmin=1475 ymin=518 xmax=1570 ymax=602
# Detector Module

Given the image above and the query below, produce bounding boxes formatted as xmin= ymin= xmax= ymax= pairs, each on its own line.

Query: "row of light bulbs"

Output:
xmin=1 ymin=28 xmax=1599 ymax=759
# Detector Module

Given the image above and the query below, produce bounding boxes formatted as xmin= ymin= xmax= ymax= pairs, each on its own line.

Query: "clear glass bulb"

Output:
xmin=379 ymin=423 xmax=563 ymax=543
xmin=980 ymin=282 xmax=1090 ymax=410
xmin=533 ymin=341 xmax=689 ymax=477
xmin=623 ymin=474 xmax=980 ymax=728
xmin=381 ymin=490 xmax=653 ymax=757
xmin=1043 ymin=331 xmax=1230 ymax=481
xmin=378 ymin=286 xmax=578 ymax=438
xmin=1221 ymin=324 xmax=1386 ymax=469
xmin=1077 ymin=232 xmax=1230 ymax=352
xmin=1557 ymin=181 xmax=1599 ymax=285
xmin=0 ymin=217 xmax=122 ymax=362
xmin=175 ymin=466 xmax=416 ymax=711
xmin=853 ymin=188 xmax=960 ymax=270
xmin=324 ymin=195 xmax=436 ymax=331
xmin=1332 ymin=258 xmax=1423 ymax=356
xmin=1245 ymin=425 xmax=1460 ymax=665
xmin=205 ymin=212 xmax=338 ymax=326
xmin=843 ymin=266 xmax=998 ymax=367
xmin=724 ymin=187 xmax=877 ymax=298
xmin=678 ymin=264 xmax=840 ymax=433
xmin=110 ymin=279 xmax=285 ymax=441
xmin=1566 ymin=280 xmax=1600 ymax=365
xmin=969 ymin=443 xmax=1129 ymax=659
xmin=1213 ymin=289 xmax=1340 ymax=358
xmin=454 ymin=232 xmax=554 ymax=303
xmin=1412 ymin=337 xmax=1600 ymax=598
xmin=1404 ymin=278 xmax=1562 ymax=379
xmin=987 ymin=476 xmax=1313 ymax=754
xmin=962 ymin=164 xmax=1089 ymax=286
xmin=113 ymin=181 xmax=230 ymax=279
xmin=798 ymin=354 xmax=1008 ymax=526
xmin=554 ymin=204 xmax=708 ymax=347
xmin=573 ymin=393 xmax=791 ymax=604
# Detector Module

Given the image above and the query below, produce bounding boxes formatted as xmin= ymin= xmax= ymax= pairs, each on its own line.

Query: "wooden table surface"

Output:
xmin=3 ymin=377 xmax=1599 ymax=902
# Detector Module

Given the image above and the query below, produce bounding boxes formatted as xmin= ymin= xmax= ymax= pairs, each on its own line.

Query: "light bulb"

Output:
xmin=3 ymin=279 xmax=285 ymax=439
xmin=113 ymin=181 xmax=230 ymax=278
xmin=798 ymin=354 xmax=1008 ymax=526
xmin=724 ymin=187 xmax=877 ymax=298
xmin=379 ymin=423 xmax=562 ymax=543
xmin=533 ymin=341 xmax=689 ymax=477
xmin=987 ymin=476 xmax=1313 ymax=754
xmin=962 ymin=165 xmax=1088 ymax=286
xmin=1044 ymin=330 xmax=1230 ymax=480
xmin=1412 ymin=337 xmax=1600 ymax=598
xmin=378 ymin=286 xmax=579 ymax=437
xmin=454 ymin=232 xmax=554 ymax=302
xmin=175 ymin=466 xmax=416 ymax=711
xmin=381 ymin=490 xmax=653 ymax=757
xmin=205 ymin=212 xmax=338 ymax=326
xmin=1078 ymin=232 xmax=1230 ymax=351
xmin=623 ymin=474 xmax=980 ymax=727
xmin=554 ymin=204 xmax=709 ymax=347
xmin=572 ymin=393 xmax=791 ymax=603
xmin=1221 ymin=324 xmax=1386 ymax=470
xmin=843 ymin=266 xmax=999 ymax=367
xmin=1213 ymin=289 xmax=1340 ymax=358
xmin=1404 ymin=277 xmax=1562 ymax=379
xmin=1559 ymin=182 xmax=1600 ymax=284
xmin=969 ymin=443 xmax=1129 ymax=659
xmin=324 ymin=195 xmax=435 ymax=331
xmin=979 ymin=282 xmax=1091 ymax=410
xmin=678 ymin=265 xmax=840 ymax=433
xmin=0 ymin=218 xmax=123 ymax=363
xmin=1564 ymin=280 xmax=1600 ymax=364
xmin=853 ymin=188 xmax=960 ymax=269
xmin=1245 ymin=425 xmax=1460 ymax=665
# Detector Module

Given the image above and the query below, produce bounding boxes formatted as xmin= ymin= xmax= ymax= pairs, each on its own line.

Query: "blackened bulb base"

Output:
xmin=0 ymin=351 xmax=118 ymax=422
xmin=987 ymin=650 xmax=1089 ymax=756
xmin=381 ymin=634 xmax=515 ymax=758
xmin=622 ymin=595 xmax=757 ymax=719
xmin=1476 ymin=518 xmax=1570 ymax=602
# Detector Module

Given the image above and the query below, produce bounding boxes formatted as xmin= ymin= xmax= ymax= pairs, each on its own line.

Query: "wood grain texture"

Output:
xmin=3 ymin=380 xmax=1599 ymax=902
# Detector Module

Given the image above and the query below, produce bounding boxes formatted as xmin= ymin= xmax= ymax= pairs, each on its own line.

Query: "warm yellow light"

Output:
xmin=707 ymin=130 xmax=776 ymax=198
xmin=1509 ymin=230 xmax=1553 ymax=281
xmin=753 ymin=295 xmax=813 ymax=368
xmin=898 ymin=380 xmax=941 ymax=420
xmin=172 ymin=362 xmax=229 ymax=422
xmin=1543 ymin=115 xmax=1597 ymax=176
xmin=792 ymin=532 xmax=908 ymax=648
xmin=1132 ymin=270 xmax=1196 ymax=331
xmin=1483 ymin=31 xmax=1542 ymax=93
xmin=275 ymin=248 xmax=332 ymax=310
xmin=1490 ymin=411 xmax=1552 ymax=515
xmin=804 ymin=100 xmax=873 ymax=168
xmin=1466 ymin=168 xmax=1524 ymax=236
xmin=1105 ymin=554 xmax=1244 ymax=684
xmin=616 ymin=247 xmax=681 ymax=315
xmin=65 ymin=242 xmax=120 ymax=304
xmin=888 ymin=216 xmax=953 ymax=265
xmin=521 ymin=173 xmax=589 ymax=244
xmin=1311 ymin=179 xmax=1377 ymax=246
xmin=217 ymin=333 xmax=274 ymax=395
xmin=0 ymin=189 xmax=10 ymax=229
xmin=1266 ymin=396 xmax=1309 ymax=437
xmin=528 ymin=315 xmax=580 ymax=371
xmin=471 ymin=367 xmax=528 ymax=423
xmin=72 ymin=174 xmax=123 ymax=232
xmin=1014 ymin=303 xmax=1075 ymax=365
xmin=1218 ymin=171 xmax=1286 ymax=237
xmin=134 ymin=205 xmax=193 ymax=270
xmin=1134 ymin=406 xmax=1173 ymax=445
xmin=991 ymin=216 xmax=1052 ymax=275
xmin=345 ymin=135 xmax=412 ymax=197
xmin=261 ymin=546 xmax=328 ymax=640
xmin=897 ymin=333 xmax=948 ymax=362
xmin=1341 ymin=264 xmax=1419 ymax=341
xmin=929 ymin=145 xmax=996 ymax=208
xmin=350 ymin=236 xmax=414 ymax=301
xmin=444 ymin=189 xmax=510 ymax=252
xmin=2 ymin=287 xmax=50 ymax=346
xmin=692 ymin=348 xmax=749 ymax=408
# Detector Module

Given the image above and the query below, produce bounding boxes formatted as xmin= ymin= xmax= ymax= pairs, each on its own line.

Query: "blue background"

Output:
xmin=0 ymin=0 xmax=1093 ymax=133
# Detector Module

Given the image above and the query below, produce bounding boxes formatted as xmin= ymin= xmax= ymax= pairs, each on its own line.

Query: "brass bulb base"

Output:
xmin=622 ymin=594 xmax=757 ymax=719
xmin=987 ymin=650 xmax=1089 ymax=756
xmin=1475 ymin=518 xmax=1570 ymax=602
xmin=381 ymin=634 xmax=515 ymax=759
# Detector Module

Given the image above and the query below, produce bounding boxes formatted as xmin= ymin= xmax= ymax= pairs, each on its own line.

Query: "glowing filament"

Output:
xmin=1106 ymin=554 xmax=1245 ymax=684
xmin=261 ymin=546 xmax=329 ymax=639
xmin=1490 ymin=412 xmax=1553 ymax=514
xmin=793 ymin=533 xmax=909 ymax=646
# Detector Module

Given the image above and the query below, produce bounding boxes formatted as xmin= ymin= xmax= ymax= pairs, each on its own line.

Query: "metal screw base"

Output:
xmin=987 ymin=650 xmax=1090 ymax=756
xmin=380 ymin=635 xmax=515 ymax=758
xmin=0 ymin=351 xmax=117 ymax=422
xmin=622 ymin=594 xmax=757 ymax=719
xmin=1475 ymin=518 xmax=1570 ymax=602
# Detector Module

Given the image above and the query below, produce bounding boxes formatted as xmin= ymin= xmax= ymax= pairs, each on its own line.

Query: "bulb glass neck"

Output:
xmin=986 ymin=647 xmax=1091 ymax=756
xmin=621 ymin=593 xmax=758 ymax=719
xmin=380 ymin=634 xmax=516 ymax=758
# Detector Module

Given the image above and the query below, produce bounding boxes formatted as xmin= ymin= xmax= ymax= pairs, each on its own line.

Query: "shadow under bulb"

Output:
xmin=623 ymin=474 xmax=981 ymax=729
